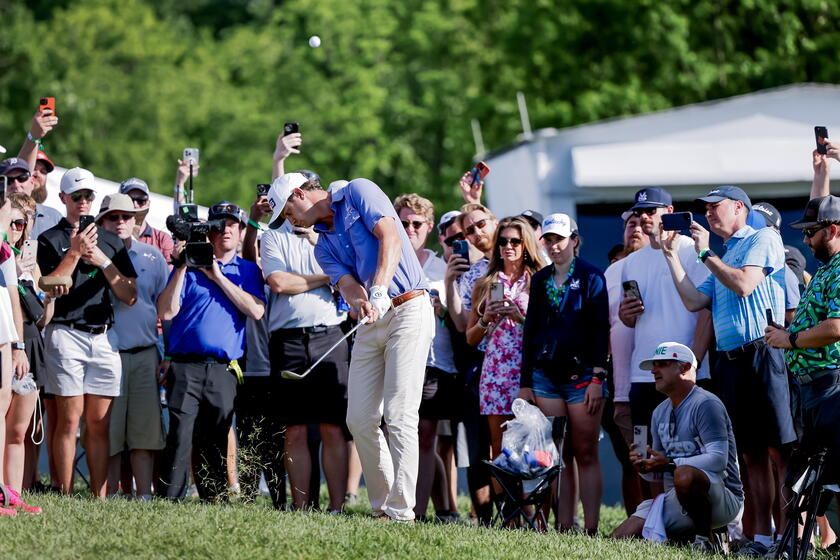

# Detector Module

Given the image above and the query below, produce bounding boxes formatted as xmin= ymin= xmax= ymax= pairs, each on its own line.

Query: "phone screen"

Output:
xmin=661 ymin=211 xmax=692 ymax=231
xmin=633 ymin=425 xmax=648 ymax=459
xmin=622 ymin=280 xmax=643 ymax=305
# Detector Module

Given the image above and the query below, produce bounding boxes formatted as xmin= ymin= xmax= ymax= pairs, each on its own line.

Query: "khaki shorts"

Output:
xmin=613 ymin=401 xmax=633 ymax=446
xmin=109 ymin=346 xmax=165 ymax=455
xmin=44 ymin=324 xmax=122 ymax=397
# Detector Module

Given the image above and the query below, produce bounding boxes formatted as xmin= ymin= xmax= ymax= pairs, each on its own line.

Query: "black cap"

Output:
xmin=752 ymin=202 xmax=782 ymax=230
xmin=208 ymin=201 xmax=245 ymax=224
xmin=519 ymin=209 xmax=544 ymax=230
xmin=790 ymin=195 xmax=840 ymax=230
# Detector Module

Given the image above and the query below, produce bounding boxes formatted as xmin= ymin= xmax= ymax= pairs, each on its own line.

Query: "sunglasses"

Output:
xmin=401 ymin=219 xmax=426 ymax=230
xmin=211 ymin=204 xmax=239 ymax=215
xmin=443 ymin=232 xmax=465 ymax=247
xmin=803 ymin=223 xmax=833 ymax=239
xmin=465 ymin=219 xmax=488 ymax=236
xmin=130 ymin=195 xmax=149 ymax=205
xmin=69 ymin=191 xmax=95 ymax=202
xmin=498 ymin=236 xmax=522 ymax=247
xmin=7 ymin=174 xmax=31 ymax=183
xmin=632 ymin=208 xmax=659 ymax=217
xmin=9 ymin=219 xmax=27 ymax=231
xmin=105 ymin=213 xmax=135 ymax=223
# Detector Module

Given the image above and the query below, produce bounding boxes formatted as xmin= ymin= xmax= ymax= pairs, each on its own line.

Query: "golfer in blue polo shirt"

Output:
xmin=267 ymin=173 xmax=434 ymax=522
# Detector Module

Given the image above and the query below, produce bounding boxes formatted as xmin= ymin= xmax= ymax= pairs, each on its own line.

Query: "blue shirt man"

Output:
xmin=267 ymin=173 xmax=434 ymax=522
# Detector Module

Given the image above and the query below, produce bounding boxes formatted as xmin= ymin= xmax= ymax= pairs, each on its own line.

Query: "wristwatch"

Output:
xmin=789 ymin=331 xmax=800 ymax=349
xmin=12 ymin=342 xmax=25 ymax=351
xmin=699 ymin=248 xmax=716 ymax=263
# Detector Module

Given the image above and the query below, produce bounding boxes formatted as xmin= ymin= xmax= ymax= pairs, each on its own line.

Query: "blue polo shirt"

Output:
xmin=168 ymin=255 xmax=265 ymax=361
xmin=697 ymin=225 xmax=785 ymax=351
xmin=314 ymin=178 xmax=427 ymax=297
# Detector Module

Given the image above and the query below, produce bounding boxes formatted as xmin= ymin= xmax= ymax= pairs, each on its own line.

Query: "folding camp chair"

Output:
xmin=485 ymin=416 xmax=567 ymax=531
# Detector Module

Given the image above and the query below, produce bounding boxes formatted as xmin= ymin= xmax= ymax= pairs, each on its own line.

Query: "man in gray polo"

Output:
xmin=98 ymin=194 xmax=168 ymax=500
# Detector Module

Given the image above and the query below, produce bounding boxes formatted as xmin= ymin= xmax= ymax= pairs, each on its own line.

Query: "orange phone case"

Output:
xmin=39 ymin=97 xmax=56 ymax=115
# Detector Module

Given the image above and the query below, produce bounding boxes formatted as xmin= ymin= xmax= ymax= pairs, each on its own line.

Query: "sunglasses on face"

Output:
xmin=130 ymin=195 xmax=149 ymax=205
xmin=632 ymin=208 xmax=658 ymax=217
xmin=803 ymin=223 xmax=832 ymax=239
xmin=69 ymin=191 xmax=95 ymax=202
xmin=105 ymin=213 xmax=134 ymax=223
xmin=443 ymin=233 xmax=465 ymax=247
xmin=498 ymin=236 xmax=522 ymax=247
xmin=465 ymin=219 xmax=488 ymax=236
xmin=7 ymin=173 xmax=30 ymax=183
xmin=401 ymin=219 xmax=426 ymax=230
xmin=9 ymin=219 xmax=27 ymax=231
xmin=652 ymin=360 xmax=678 ymax=368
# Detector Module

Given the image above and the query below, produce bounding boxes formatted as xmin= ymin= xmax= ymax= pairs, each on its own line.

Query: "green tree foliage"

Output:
xmin=2 ymin=0 xmax=840 ymax=216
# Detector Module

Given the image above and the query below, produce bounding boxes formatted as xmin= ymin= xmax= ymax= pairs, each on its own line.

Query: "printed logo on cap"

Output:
xmin=545 ymin=215 xmax=568 ymax=227
xmin=637 ymin=192 xmax=647 ymax=202
xmin=268 ymin=198 xmax=276 ymax=209
xmin=655 ymin=346 xmax=667 ymax=356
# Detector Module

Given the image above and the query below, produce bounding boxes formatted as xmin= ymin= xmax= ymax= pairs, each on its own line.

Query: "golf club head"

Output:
xmin=280 ymin=369 xmax=309 ymax=380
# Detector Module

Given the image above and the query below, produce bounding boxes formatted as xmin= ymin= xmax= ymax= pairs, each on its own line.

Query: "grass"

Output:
xmin=2 ymin=488 xmax=725 ymax=560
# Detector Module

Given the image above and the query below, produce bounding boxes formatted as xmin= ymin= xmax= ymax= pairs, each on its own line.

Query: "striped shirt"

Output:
xmin=697 ymin=225 xmax=785 ymax=351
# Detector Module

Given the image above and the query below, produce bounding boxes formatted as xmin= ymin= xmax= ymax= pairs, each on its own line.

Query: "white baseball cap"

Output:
xmin=639 ymin=342 xmax=697 ymax=371
xmin=60 ymin=167 xmax=96 ymax=194
xmin=540 ymin=213 xmax=573 ymax=238
xmin=267 ymin=172 xmax=309 ymax=227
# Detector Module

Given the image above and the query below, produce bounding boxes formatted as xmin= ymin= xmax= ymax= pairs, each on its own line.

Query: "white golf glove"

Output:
xmin=369 ymin=285 xmax=392 ymax=318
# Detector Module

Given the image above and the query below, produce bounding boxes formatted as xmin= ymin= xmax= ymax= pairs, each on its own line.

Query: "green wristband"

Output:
xmin=247 ymin=218 xmax=264 ymax=230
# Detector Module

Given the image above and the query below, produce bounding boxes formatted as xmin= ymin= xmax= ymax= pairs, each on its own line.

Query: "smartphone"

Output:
xmin=622 ymin=280 xmax=643 ymax=305
xmin=183 ymin=148 xmax=200 ymax=176
xmin=39 ymin=97 xmax=56 ymax=115
xmin=766 ymin=308 xmax=782 ymax=329
xmin=452 ymin=239 xmax=470 ymax=265
xmin=78 ymin=214 xmax=95 ymax=233
xmin=0 ymin=175 xmax=6 ymax=207
xmin=815 ymin=126 xmax=829 ymax=155
xmin=21 ymin=240 xmax=37 ymax=271
xmin=489 ymin=282 xmax=504 ymax=302
xmin=256 ymin=183 xmax=270 ymax=197
xmin=284 ymin=122 xmax=300 ymax=136
xmin=469 ymin=161 xmax=490 ymax=186
xmin=633 ymin=425 xmax=649 ymax=459
xmin=661 ymin=211 xmax=693 ymax=231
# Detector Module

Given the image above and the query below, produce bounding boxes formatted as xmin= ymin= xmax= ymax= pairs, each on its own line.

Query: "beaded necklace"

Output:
xmin=544 ymin=258 xmax=576 ymax=308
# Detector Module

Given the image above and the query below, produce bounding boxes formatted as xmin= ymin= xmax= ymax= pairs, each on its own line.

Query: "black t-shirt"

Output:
xmin=37 ymin=218 xmax=137 ymax=327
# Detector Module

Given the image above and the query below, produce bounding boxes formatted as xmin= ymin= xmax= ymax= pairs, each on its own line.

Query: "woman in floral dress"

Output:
xmin=465 ymin=216 xmax=545 ymax=461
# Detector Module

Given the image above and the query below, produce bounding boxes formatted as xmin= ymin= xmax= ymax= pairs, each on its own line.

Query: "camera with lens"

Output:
xmin=166 ymin=204 xmax=224 ymax=268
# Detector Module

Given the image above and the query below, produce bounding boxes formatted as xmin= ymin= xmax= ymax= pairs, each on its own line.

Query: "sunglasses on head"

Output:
xmin=130 ymin=195 xmax=149 ymax=205
xmin=105 ymin=213 xmax=134 ymax=223
xmin=10 ymin=219 xmax=27 ymax=231
xmin=69 ymin=191 xmax=95 ymax=202
xmin=443 ymin=232 xmax=465 ymax=247
xmin=498 ymin=236 xmax=522 ymax=247
xmin=7 ymin=173 xmax=30 ymax=183
xmin=632 ymin=207 xmax=659 ymax=217
xmin=465 ymin=219 xmax=488 ymax=236
xmin=401 ymin=219 xmax=426 ymax=230
xmin=803 ymin=223 xmax=833 ymax=239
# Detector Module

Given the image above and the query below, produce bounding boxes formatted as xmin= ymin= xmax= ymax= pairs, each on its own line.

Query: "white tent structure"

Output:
xmin=484 ymin=83 xmax=840 ymax=218
xmin=43 ymin=167 xmax=208 ymax=230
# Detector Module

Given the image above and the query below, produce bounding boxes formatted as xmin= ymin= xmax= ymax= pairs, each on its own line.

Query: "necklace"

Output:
xmin=545 ymin=258 xmax=576 ymax=308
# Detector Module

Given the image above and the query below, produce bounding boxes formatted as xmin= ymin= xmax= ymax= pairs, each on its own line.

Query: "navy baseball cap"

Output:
xmin=752 ymin=202 xmax=782 ymax=230
xmin=696 ymin=186 xmax=752 ymax=210
xmin=209 ymin=200 xmax=246 ymax=225
xmin=0 ymin=157 xmax=30 ymax=176
xmin=629 ymin=187 xmax=672 ymax=211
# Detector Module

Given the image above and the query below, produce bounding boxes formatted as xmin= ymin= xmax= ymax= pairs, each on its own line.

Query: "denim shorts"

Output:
xmin=532 ymin=368 xmax=609 ymax=404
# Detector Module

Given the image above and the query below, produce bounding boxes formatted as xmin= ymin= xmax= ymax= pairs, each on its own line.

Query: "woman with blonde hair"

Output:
xmin=466 ymin=216 xmax=545 ymax=463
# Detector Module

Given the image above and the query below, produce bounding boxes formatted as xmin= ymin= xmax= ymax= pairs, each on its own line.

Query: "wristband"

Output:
xmin=590 ymin=377 xmax=603 ymax=385
xmin=789 ymin=331 xmax=800 ymax=349
xmin=247 ymin=218 xmax=264 ymax=231
xmin=101 ymin=259 xmax=112 ymax=270
xmin=27 ymin=131 xmax=41 ymax=145
xmin=697 ymin=248 xmax=714 ymax=263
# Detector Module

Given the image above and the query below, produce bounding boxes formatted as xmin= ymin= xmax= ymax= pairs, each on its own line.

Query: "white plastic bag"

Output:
xmin=492 ymin=398 xmax=560 ymax=476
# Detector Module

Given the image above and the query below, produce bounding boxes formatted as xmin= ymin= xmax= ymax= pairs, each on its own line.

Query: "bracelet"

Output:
xmin=789 ymin=331 xmax=800 ymax=349
xmin=478 ymin=317 xmax=490 ymax=329
xmin=101 ymin=259 xmax=112 ymax=270
xmin=26 ymin=131 xmax=41 ymax=145
xmin=590 ymin=377 xmax=603 ymax=385
xmin=697 ymin=248 xmax=714 ymax=263
xmin=247 ymin=218 xmax=264 ymax=230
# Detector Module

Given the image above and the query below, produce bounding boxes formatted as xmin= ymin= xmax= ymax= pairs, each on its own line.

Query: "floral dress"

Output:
xmin=479 ymin=271 xmax=529 ymax=415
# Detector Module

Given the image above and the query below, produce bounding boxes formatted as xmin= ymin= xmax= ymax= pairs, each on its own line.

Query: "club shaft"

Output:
xmin=303 ymin=318 xmax=368 ymax=375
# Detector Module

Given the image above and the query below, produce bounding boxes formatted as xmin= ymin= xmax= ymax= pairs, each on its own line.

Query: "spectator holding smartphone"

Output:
xmin=466 ymin=217 xmax=545 ymax=502
xmin=37 ymin=168 xmax=138 ymax=498
xmin=16 ymin=106 xmax=63 ymax=239
xmin=519 ymin=213 xmax=609 ymax=533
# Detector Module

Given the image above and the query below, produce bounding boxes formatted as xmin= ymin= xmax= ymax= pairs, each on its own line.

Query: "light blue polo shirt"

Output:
xmin=113 ymin=240 xmax=168 ymax=350
xmin=697 ymin=225 xmax=785 ymax=351
xmin=314 ymin=178 xmax=427 ymax=298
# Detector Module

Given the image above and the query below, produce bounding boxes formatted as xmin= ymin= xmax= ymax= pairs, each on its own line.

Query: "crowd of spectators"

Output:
xmin=0 ymin=104 xmax=839 ymax=558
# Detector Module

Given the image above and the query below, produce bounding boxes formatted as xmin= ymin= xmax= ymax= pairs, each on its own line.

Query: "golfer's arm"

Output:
xmin=337 ymin=274 xmax=368 ymax=307
xmin=371 ymin=218 xmax=401 ymax=289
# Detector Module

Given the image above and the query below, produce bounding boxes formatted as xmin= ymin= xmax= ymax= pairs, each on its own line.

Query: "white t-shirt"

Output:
xmin=0 ymin=255 xmax=19 ymax=345
xmin=605 ymin=259 xmax=634 ymax=403
xmin=421 ymin=250 xmax=456 ymax=374
xmin=260 ymin=224 xmax=345 ymax=332
xmin=621 ymin=236 xmax=711 ymax=382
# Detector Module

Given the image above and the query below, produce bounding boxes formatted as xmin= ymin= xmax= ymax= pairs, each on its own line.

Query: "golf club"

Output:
xmin=280 ymin=316 xmax=370 ymax=380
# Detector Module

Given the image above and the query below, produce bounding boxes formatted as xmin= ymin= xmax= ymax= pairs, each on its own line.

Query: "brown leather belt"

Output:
xmin=392 ymin=289 xmax=426 ymax=308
